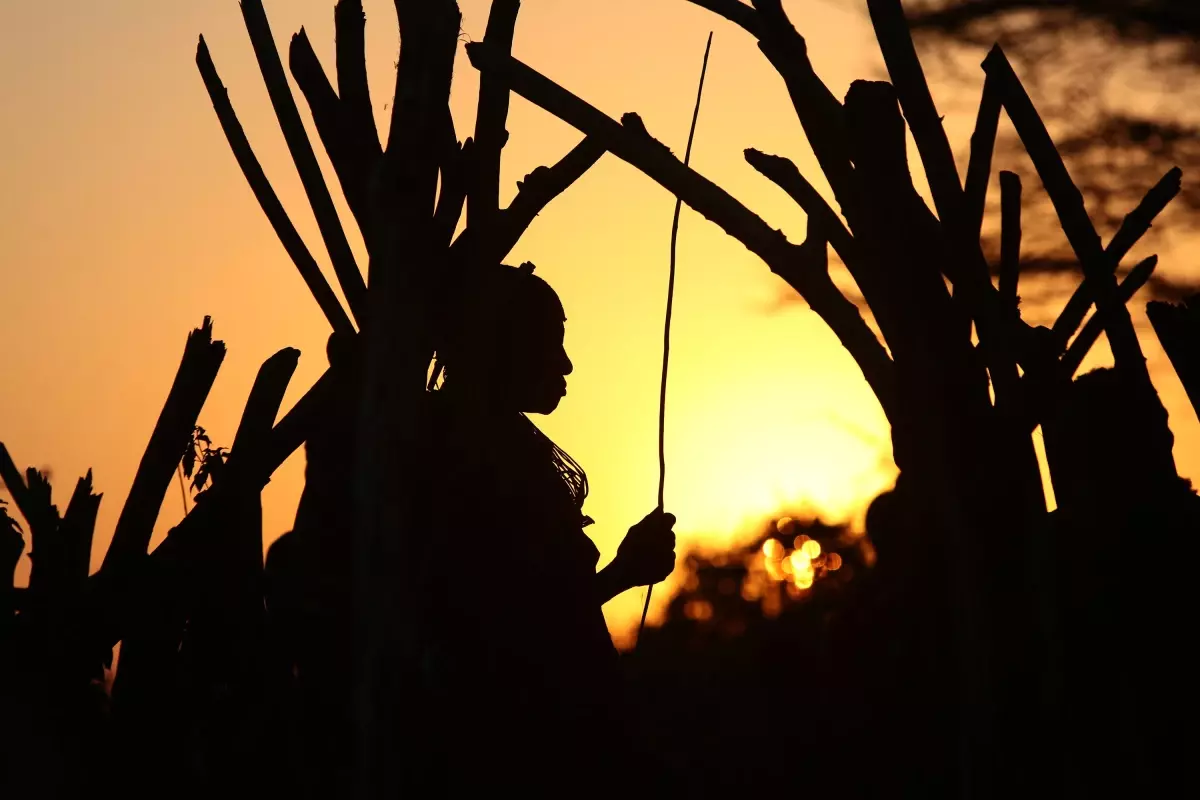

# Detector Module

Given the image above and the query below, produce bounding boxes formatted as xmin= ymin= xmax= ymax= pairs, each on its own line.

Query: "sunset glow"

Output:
xmin=3 ymin=0 xmax=1198 ymax=648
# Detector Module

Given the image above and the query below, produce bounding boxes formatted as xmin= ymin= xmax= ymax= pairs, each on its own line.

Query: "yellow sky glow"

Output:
xmin=2 ymin=1 xmax=1197 ymax=646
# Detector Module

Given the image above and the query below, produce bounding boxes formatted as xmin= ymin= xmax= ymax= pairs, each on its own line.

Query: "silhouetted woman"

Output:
xmin=411 ymin=262 xmax=676 ymax=793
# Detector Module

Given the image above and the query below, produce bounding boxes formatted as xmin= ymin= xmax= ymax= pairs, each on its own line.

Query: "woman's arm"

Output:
xmin=595 ymin=562 xmax=629 ymax=605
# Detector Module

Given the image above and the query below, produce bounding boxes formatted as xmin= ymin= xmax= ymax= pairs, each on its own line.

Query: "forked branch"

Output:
xmin=689 ymin=1 xmax=855 ymax=214
xmin=489 ymin=136 xmax=606 ymax=262
xmin=1051 ymin=167 xmax=1182 ymax=348
xmin=983 ymin=45 xmax=1147 ymax=374
xmin=467 ymin=41 xmax=798 ymax=268
xmin=743 ymin=149 xmax=858 ymax=273
xmin=1061 ymin=256 xmax=1158 ymax=378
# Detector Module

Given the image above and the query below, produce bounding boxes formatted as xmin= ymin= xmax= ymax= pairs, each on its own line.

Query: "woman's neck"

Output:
xmin=437 ymin=381 xmax=521 ymax=422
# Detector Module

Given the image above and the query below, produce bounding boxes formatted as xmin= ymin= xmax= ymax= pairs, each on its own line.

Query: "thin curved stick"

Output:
xmin=641 ymin=31 xmax=713 ymax=644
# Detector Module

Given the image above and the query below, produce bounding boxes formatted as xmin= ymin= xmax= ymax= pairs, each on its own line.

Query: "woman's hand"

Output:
xmin=595 ymin=509 xmax=677 ymax=604
xmin=614 ymin=508 xmax=677 ymax=587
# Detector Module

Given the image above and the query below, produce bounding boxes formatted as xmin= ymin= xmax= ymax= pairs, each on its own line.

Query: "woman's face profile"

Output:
xmin=447 ymin=274 xmax=573 ymax=414
xmin=507 ymin=305 xmax=573 ymax=415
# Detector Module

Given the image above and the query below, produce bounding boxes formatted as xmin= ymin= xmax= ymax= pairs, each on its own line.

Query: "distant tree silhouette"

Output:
xmin=628 ymin=513 xmax=868 ymax=795
xmin=627 ymin=505 xmax=978 ymax=796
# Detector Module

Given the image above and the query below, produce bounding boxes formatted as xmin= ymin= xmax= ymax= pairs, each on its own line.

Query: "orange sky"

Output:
xmin=2 ymin=0 xmax=1196 ymax=645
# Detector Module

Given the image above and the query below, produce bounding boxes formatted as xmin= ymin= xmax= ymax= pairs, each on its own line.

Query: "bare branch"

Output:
xmin=867 ymin=0 xmax=992 ymax=286
xmin=983 ymin=45 xmax=1148 ymax=375
xmin=381 ymin=1 xmax=461 ymax=233
xmin=743 ymin=148 xmax=858 ymax=272
xmin=1053 ymin=167 xmax=1182 ymax=346
xmin=965 ymin=74 xmax=1001 ymax=242
xmin=490 ymin=136 xmax=605 ymax=262
xmin=197 ymin=37 xmax=354 ymax=336
xmin=842 ymin=79 xmax=987 ymax=378
xmin=59 ymin=470 xmax=102 ymax=588
xmin=434 ymin=138 xmax=471 ymax=249
xmin=467 ymin=42 xmax=792 ymax=265
xmin=291 ymin=28 xmax=378 ymax=242
xmin=775 ymin=229 xmax=898 ymax=418
xmin=691 ymin=1 xmax=855 ymax=214
xmin=221 ymin=347 xmax=301 ymax=604
xmin=470 ymin=0 xmax=521 ymax=235
xmin=289 ymin=29 xmax=342 ymax=173
xmin=856 ymin=6 xmax=1039 ymax=395
xmin=101 ymin=318 xmax=225 ymax=573
xmin=230 ymin=348 xmax=302 ymax=473
xmin=866 ymin=2 xmax=961 ymax=213
xmin=1062 ymin=256 xmax=1158 ymax=378
xmin=443 ymin=136 xmax=606 ymax=277
xmin=999 ymin=170 xmax=1022 ymax=307
xmin=263 ymin=366 xmax=338 ymax=480
xmin=239 ymin=0 xmax=367 ymax=323
xmin=334 ymin=0 xmax=381 ymax=157
xmin=466 ymin=41 xmax=896 ymax=417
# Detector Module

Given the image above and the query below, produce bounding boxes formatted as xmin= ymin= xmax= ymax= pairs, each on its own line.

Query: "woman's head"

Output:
xmin=438 ymin=262 xmax=573 ymax=414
